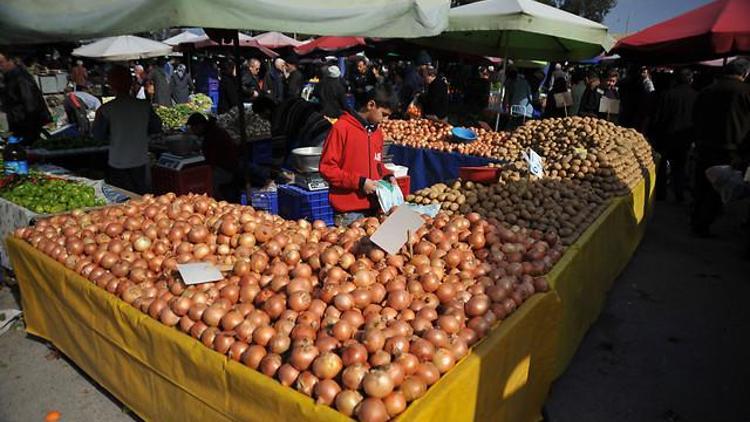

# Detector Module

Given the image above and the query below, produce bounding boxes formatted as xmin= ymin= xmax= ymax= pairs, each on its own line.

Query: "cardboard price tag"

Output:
xmin=522 ymin=148 xmax=544 ymax=178
xmin=370 ymin=206 xmax=425 ymax=255
xmin=554 ymin=91 xmax=574 ymax=108
xmin=599 ymin=97 xmax=620 ymax=115
xmin=177 ymin=262 xmax=224 ymax=285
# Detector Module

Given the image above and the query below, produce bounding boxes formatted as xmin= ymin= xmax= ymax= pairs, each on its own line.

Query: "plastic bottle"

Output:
xmin=4 ymin=136 xmax=29 ymax=175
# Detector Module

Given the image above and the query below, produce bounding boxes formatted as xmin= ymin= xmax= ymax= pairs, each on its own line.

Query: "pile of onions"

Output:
xmin=15 ymin=193 xmax=557 ymax=422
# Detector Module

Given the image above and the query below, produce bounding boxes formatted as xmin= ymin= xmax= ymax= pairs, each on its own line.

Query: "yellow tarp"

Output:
xmin=5 ymin=165 xmax=654 ymax=421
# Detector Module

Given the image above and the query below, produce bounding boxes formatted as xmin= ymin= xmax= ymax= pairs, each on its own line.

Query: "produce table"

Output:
xmin=27 ymin=145 xmax=109 ymax=161
xmin=6 ymin=166 xmax=655 ymax=422
xmin=388 ymin=144 xmax=502 ymax=191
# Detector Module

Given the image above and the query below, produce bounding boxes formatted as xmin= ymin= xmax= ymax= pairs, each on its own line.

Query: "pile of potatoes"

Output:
xmin=405 ymin=181 xmax=469 ymax=216
xmin=381 ymin=119 xmax=512 ymax=158
xmin=493 ymin=117 xmax=655 ymax=198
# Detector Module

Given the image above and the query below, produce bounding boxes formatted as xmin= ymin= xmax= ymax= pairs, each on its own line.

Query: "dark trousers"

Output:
xmin=108 ymin=165 xmax=148 ymax=195
xmin=690 ymin=150 xmax=730 ymax=232
xmin=655 ymin=136 xmax=689 ymax=201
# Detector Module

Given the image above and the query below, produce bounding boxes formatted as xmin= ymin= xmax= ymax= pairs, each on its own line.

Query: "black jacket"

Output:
xmin=317 ymin=77 xmax=349 ymax=118
xmin=285 ymin=70 xmax=304 ymax=100
xmin=694 ymin=76 xmax=750 ymax=162
xmin=577 ymin=87 xmax=601 ymax=117
xmin=422 ymin=77 xmax=449 ymax=119
xmin=241 ymin=71 xmax=261 ymax=102
xmin=1 ymin=67 xmax=52 ymax=142
xmin=349 ymin=70 xmax=375 ymax=109
xmin=218 ymin=73 xmax=240 ymax=114
xmin=652 ymin=83 xmax=697 ymax=150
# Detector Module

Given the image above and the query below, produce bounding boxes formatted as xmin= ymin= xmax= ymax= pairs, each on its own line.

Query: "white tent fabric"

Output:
xmin=0 ymin=0 xmax=450 ymax=44
xmin=72 ymin=35 xmax=172 ymax=61
xmin=416 ymin=0 xmax=614 ymax=61
xmin=250 ymin=32 xmax=304 ymax=49
xmin=162 ymin=29 xmax=207 ymax=46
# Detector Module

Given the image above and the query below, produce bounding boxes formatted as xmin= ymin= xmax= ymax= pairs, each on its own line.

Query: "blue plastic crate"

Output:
xmin=248 ymin=138 xmax=273 ymax=166
xmin=278 ymin=184 xmax=334 ymax=225
xmin=242 ymin=189 xmax=279 ymax=215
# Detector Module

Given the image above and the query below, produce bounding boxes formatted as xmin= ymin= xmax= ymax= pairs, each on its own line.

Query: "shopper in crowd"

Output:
xmin=317 ymin=65 xmax=349 ymax=118
xmin=320 ymin=85 xmax=398 ymax=226
xmin=570 ymin=68 xmax=587 ymax=115
xmin=543 ymin=76 xmax=570 ymax=118
xmin=148 ymin=59 xmax=171 ymax=106
xmin=92 ymin=66 xmax=161 ymax=194
xmin=132 ymin=64 xmax=147 ymax=98
xmin=284 ymin=55 xmax=304 ymax=100
xmin=401 ymin=50 xmax=431 ymax=112
xmin=502 ymin=66 xmax=533 ymax=117
xmin=620 ymin=65 xmax=656 ymax=133
xmin=464 ymin=66 xmax=491 ymax=117
xmin=70 ymin=59 xmax=88 ymax=90
xmin=421 ymin=66 xmax=449 ymax=120
xmin=577 ymin=71 xmax=602 ymax=117
xmin=603 ymin=70 xmax=620 ymax=99
xmin=652 ymin=68 xmax=698 ymax=202
xmin=72 ymin=86 xmax=102 ymax=111
xmin=195 ymin=57 xmax=218 ymax=95
xmin=170 ymin=63 xmax=193 ymax=104
xmin=0 ymin=51 xmax=52 ymax=144
xmin=187 ymin=113 xmax=243 ymax=201
xmin=265 ymin=58 xmax=286 ymax=103
xmin=218 ymin=60 xmax=240 ymax=114
xmin=691 ymin=58 xmax=750 ymax=237
xmin=241 ymin=58 xmax=262 ymax=102
xmin=349 ymin=57 xmax=375 ymax=109
xmin=163 ymin=58 xmax=174 ymax=79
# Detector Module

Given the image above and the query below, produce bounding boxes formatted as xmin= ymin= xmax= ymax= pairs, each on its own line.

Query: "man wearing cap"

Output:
xmin=401 ymin=50 xmax=431 ymax=112
xmin=691 ymin=58 xmax=750 ymax=236
xmin=317 ymin=65 xmax=348 ymax=118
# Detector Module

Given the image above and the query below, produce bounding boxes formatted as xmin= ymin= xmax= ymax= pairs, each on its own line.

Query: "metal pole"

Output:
xmin=234 ymin=32 xmax=247 ymax=146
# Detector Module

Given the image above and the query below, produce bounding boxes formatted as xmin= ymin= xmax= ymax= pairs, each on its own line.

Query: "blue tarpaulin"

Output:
xmin=388 ymin=144 xmax=502 ymax=191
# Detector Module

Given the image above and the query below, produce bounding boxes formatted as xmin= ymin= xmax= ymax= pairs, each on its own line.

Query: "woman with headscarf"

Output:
xmin=170 ymin=63 xmax=193 ymax=104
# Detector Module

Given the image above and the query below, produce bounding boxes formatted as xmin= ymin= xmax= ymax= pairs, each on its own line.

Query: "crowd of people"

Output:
xmin=1 ymin=45 xmax=748 ymax=241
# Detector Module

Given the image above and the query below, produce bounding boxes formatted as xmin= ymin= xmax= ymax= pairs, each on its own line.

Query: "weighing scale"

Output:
xmin=156 ymin=153 xmax=206 ymax=171
xmin=293 ymin=172 xmax=328 ymax=191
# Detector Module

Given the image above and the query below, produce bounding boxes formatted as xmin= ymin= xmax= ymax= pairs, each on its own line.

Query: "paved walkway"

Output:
xmin=0 ymin=201 xmax=747 ymax=421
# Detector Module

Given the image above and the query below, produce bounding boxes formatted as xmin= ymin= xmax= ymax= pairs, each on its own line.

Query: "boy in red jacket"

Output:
xmin=320 ymin=86 xmax=398 ymax=225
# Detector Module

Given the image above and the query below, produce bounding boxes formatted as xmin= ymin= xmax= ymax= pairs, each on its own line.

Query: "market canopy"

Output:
xmin=190 ymin=34 xmax=279 ymax=58
xmin=294 ymin=36 xmax=368 ymax=56
xmin=250 ymin=32 xmax=304 ymax=49
xmin=612 ymin=0 xmax=750 ymax=64
xmin=414 ymin=0 xmax=614 ymax=61
xmin=0 ymin=0 xmax=450 ymax=44
xmin=72 ymin=35 xmax=173 ymax=62
xmin=162 ymin=29 xmax=207 ymax=46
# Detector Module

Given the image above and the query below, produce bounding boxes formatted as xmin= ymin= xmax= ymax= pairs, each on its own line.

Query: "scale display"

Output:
xmin=156 ymin=153 xmax=205 ymax=171
xmin=294 ymin=173 xmax=328 ymax=191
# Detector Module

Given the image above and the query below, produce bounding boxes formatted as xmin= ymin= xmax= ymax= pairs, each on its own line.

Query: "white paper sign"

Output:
xmin=554 ymin=91 xmax=574 ymax=108
xmin=744 ymin=167 xmax=750 ymax=183
xmin=522 ymin=148 xmax=544 ymax=178
xmin=599 ymin=97 xmax=620 ymax=114
xmin=0 ymin=112 xmax=8 ymax=133
xmin=370 ymin=205 xmax=425 ymax=255
xmin=177 ymin=262 xmax=224 ymax=285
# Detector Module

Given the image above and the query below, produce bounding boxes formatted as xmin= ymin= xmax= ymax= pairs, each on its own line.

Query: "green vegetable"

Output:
xmin=0 ymin=175 xmax=104 ymax=214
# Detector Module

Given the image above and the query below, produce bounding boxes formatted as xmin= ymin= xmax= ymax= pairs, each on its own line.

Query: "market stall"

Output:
xmin=388 ymin=145 xmax=500 ymax=191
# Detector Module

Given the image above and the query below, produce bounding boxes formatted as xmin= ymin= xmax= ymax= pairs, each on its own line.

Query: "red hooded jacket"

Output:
xmin=320 ymin=112 xmax=391 ymax=213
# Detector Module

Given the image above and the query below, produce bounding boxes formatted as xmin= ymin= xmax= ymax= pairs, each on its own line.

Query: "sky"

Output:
xmin=603 ymin=0 xmax=714 ymax=34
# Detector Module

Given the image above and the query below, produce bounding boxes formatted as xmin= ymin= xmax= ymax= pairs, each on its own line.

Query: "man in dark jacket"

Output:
xmin=264 ymin=58 xmax=285 ymax=103
xmin=317 ymin=65 xmax=348 ymax=118
xmin=577 ymin=71 xmax=602 ymax=117
xmin=652 ymin=68 xmax=697 ymax=201
xmin=691 ymin=58 xmax=750 ymax=236
xmin=0 ymin=52 xmax=52 ymax=143
xmin=241 ymin=58 xmax=262 ymax=102
xmin=284 ymin=56 xmax=304 ymax=100
xmin=218 ymin=61 xmax=240 ymax=114
xmin=421 ymin=66 xmax=448 ymax=120
xmin=320 ymin=86 xmax=397 ymax=226
xmin=349 ymin=58 xmax=375 ymax=109
xmin=401 ymin=50 xmax=431 ymax=112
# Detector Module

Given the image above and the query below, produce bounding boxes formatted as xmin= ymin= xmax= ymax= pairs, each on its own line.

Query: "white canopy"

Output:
xmin=417 ymin=0 xmax=614 ymax=61
xmin=72 ymin=35 xmax=173 ymax=61
xmin=0 ymin=0 xmax=450 ymax=44
xmin=250 ymin=32 xmax=304 ymax=49
xmin=162 ymin=29 xmax=207 ymax=46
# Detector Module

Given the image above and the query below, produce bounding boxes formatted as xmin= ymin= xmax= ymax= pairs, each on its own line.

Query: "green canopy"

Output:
xmin=416 ymin=0 xmax=614 ymax=61
xmin=0 ymin=0 xmax=450 ymax=44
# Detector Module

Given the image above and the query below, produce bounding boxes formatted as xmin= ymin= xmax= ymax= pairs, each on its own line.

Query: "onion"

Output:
xmin=312 ymin=352 xmax=343 ymax=379
xmin=314 ymin=379 xmax=341 ymax=405
xmin=242 ymin=345 xmax=267 ymax=369
xmin=356 ymin=398 xmax=389 ymax=422
xmin=336 ymin=389 xmax=364 ymax=417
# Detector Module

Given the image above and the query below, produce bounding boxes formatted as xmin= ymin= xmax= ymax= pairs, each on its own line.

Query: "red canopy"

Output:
xmin=612 ymin=0 xmax=750 ymax=64
xmin=294 ymin=36 xmax=367 ymax=56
